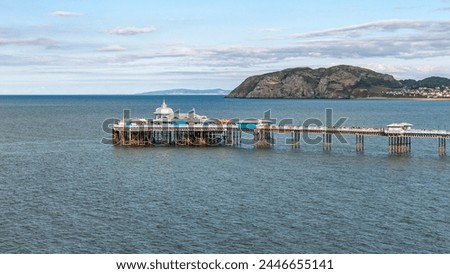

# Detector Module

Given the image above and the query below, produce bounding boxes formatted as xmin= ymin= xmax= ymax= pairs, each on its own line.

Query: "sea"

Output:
xmin=0 ymin=95 xmax=449 ymax=254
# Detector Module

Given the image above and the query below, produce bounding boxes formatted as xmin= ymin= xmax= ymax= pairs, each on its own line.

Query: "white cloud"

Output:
xmin=97 ymin=45 xmax=127 ymax=52
xmin=0 ymin=37 xmax=56 ymax=48
xmin=435 ymin=7 xmax=450 ymax=11
xmin=258 ymin=28 xmax=282 ymax=33
xmin=365 ymin=63 xmax=438 ymax=74
xmin=293 ymin=20 xmax=450 ymax=38
xmin=110 ymin=27 xmax=156 ymax=35
xmin=364 ymin=63 xmax=449 ymax=79
xmin=50 ymin=11 xmax=82 ymax=17
xmin=277 ymin=20 xmax=450 ymax=61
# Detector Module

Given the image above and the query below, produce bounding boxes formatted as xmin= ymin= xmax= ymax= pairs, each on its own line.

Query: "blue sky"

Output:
xmin=2 ymin=0 xmax=450 ymax=94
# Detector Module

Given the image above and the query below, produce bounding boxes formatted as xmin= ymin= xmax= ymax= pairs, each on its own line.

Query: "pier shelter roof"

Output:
xmin=387 ymin=122 xmax=413 ymax=130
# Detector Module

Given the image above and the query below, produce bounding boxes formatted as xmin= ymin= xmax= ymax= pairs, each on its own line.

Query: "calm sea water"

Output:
xmin=0 ymin=95 xmax=449 ymax=253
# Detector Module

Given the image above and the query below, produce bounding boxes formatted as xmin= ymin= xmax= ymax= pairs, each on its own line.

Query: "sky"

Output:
xmin=2 ymin=0 xmax=450 ymax=94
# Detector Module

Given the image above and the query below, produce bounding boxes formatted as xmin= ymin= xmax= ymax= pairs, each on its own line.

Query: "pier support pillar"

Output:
xmin=323 ymin=133 xmax=332 ymax=151
xmin=438 ymin=138 xmax=446 ymax=156
xmin=254 ymin=129 xmax=271 ymax=148
xmin=291 ymin=131 xmax=301 ymax=149
xmin=407 ymin=137 xmax=411 ymax=153
xmin=388 ymin=136 xmax=391 ymax=153
xmin=112 ymin=129 xmax=119 ymax=145
xmin=233 ymin=128 xmax=238 ymax=146
xmin=239 ymin=130 xmax=242 ymax=145
xmin=388 ymin=136 xmax=411 ymax=154
xmin=356 ymin=135 xmax=364 ymax=152
xmin=227 ymin=127 xmax=234 ymax=146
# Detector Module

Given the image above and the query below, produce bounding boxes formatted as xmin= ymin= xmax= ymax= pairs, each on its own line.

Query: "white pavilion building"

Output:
xmin=153 ymin=100 xmax=208 ymax=124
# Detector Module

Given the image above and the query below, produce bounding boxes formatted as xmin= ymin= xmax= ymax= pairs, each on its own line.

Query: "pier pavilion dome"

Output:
xmin=154 ymin=99 xmax=174 ymax=119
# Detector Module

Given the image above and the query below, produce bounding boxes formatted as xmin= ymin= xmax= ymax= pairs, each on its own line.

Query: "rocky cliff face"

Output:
xmin=226 ymin=65 xmax=402 ymax=99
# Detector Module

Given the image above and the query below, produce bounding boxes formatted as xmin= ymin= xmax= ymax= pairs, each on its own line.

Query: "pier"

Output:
xmin=112 ymin=101 xmax=450 ymax=155
xmin=113 ymin=123 xmax=450 ymax=155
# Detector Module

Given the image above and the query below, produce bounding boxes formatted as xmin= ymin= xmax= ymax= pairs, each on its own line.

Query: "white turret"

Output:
xmin=154 ymin=99 xmax=174 ymax=120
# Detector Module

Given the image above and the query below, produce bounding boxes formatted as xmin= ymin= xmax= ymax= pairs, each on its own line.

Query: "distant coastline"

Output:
xmin=139 ymin=88 xmax=229 ymax=96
